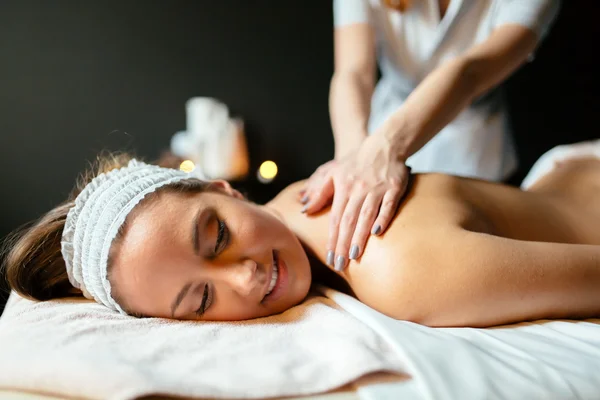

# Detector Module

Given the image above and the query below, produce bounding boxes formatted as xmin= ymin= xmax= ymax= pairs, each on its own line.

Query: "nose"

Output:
xmin=223 ymin=258 xmax=260 ymax=297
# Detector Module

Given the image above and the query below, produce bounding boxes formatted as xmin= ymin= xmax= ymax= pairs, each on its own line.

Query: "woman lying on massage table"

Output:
xmin=4 ymin=142 xmax=600 ymax=328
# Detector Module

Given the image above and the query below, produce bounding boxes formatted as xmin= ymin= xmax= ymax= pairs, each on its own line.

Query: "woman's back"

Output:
xmin=269 ymin=158 xmax=600 ymax=326
xmin=459 ymin=158 xmax=600 ymax=245
xmin=273 ymin=159 xmax=600 ymax=260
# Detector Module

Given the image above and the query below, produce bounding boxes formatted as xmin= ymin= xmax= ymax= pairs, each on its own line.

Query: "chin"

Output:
xmin=275 ymin=260 xmax=312 ymax=315
xmin=290 ymin=256 xmax=312 ymax=298
xmin=291 ymin=267 xmax=312 ymax=307
xmin=270 ymin=295 xmax=308 ymax=317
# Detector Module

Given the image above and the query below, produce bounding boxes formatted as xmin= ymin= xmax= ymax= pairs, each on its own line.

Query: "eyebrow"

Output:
xmin=171 ymin=282 xmax=192 ymax=318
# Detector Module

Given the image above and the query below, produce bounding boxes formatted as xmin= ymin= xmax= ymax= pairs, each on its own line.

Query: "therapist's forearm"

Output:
xmin=380 ymin=25 xmax=537 ymax=161
xmin=379 ymin=56 xmax=484 ymax=161
xmin=329 ymin=71 xmax=374 ymax=159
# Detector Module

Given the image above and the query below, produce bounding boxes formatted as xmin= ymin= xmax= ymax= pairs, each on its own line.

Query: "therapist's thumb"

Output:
xmin=301 ymin=179 xmax=334 ymax=215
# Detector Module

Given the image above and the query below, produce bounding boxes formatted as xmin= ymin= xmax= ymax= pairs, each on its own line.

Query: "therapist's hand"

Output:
xmin=300 ymin=134 xmax=410 ymax=271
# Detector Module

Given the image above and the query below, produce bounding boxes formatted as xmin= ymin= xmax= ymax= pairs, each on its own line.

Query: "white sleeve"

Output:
xmin=333 ymin=0 xmax=372 ymax=27
xmin=493 ymin=0 xmax=561 ymax=40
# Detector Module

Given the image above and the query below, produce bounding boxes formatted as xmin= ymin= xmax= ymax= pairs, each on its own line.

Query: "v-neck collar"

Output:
xmin=431 ymin=0 xmax=463 ymax=35
xmin=422 ymin=0 xmax=466 ymax=62
xmin=432 ymin=0 xmax=450 ymax=23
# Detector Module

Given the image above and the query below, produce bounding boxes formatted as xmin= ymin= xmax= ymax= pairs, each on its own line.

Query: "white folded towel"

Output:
xmin=0 ymin=290 xmax=404 ymax=400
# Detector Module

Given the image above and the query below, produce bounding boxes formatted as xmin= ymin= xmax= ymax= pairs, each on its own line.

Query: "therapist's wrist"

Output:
xmin=334 ymin=130 xmax=367 ymax=160
xmin=376 ymin=115 xmax=416 ymax=162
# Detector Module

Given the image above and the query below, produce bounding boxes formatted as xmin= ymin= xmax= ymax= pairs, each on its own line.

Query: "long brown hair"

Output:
xmin=1 ymin=152 xmax=207 ymax=303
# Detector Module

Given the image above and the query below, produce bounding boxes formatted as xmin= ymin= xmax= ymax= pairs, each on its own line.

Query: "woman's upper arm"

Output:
xmin=332 ymin=0 xmax=376 ymax=78
xmin=399 ymin=229 xmax=600 ymax=327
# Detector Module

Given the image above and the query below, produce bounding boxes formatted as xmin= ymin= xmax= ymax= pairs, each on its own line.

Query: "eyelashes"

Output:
xmin=204 ymin=217 xmax=229 ymax=260
xmin=195 ymin=284 xmax=210 ymax=317
xmin=213 ymin=218 xmax=229 ymax=255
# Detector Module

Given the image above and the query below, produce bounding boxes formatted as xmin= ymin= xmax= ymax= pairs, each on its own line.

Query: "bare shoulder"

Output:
xmin=382 ymin=173 xmax=472 ymax=230
xmin=268 ymin=180 xmax=307 ymax=208
xmin=344 ymin=174 xmax=476 ymax=320
xmin=266 ymin=175 xmax=479 ymax=322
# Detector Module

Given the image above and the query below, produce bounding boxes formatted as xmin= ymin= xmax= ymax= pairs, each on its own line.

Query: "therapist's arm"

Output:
xmin=329 ymin=23 xmax=377 ymax=159
xmin=379 ymin=24 xmax=538 ymax=161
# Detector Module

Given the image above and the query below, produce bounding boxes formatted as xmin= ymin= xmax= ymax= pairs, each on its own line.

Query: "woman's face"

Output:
xmin=109 ymin=181 xmax=312 ymax=321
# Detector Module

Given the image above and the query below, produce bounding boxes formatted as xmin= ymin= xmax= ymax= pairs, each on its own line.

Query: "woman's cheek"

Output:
xmin=239 ymin=211 xmax=278 ymax=243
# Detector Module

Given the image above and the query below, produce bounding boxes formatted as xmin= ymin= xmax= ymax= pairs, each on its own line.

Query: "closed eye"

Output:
xmin=213 ymin=218 xmax=229 ymax=255
xmin=195 ymin=284 xmax=212 ymax=317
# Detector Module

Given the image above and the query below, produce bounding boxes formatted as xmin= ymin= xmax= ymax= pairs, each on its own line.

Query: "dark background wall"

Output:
xmin=1 ymin=1 xmax=598 ymax=314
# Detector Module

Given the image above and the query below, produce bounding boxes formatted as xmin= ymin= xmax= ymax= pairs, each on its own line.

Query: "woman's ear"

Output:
xmin=208 ymin=180 xmax=244 ymax=200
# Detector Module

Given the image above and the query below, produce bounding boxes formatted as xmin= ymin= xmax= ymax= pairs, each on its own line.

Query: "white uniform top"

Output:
xmin=334 ymin=0 xmax=560 ymax=181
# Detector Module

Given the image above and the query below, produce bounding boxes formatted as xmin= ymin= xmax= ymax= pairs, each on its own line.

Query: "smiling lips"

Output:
xmin=265 ymin=256 xmax=279 ymax=296
xmin=262 ymin=249 xmax=287 ymax=303
xmin=262 ymin=250 xmax=279 ymax=301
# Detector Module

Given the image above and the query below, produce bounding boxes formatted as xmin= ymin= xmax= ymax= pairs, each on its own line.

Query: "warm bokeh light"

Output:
xmin=258 ymin=160 xmax=278 ymax=183
xmin=179 ymin=160 xmax=195 ymax=173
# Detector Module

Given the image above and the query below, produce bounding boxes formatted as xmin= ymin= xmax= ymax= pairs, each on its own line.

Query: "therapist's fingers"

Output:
xmin=300 ymin=182 xmax=319 ymax=207
xmin=302 ymin=176 xmax=334 ymax=214
xmin=332 ymin=192 xmax=366 ymax=272
xmin=371 ymin=184 xmax=405 ymax=236
xmin=300 ymin=160 xmax=336 ymax=205
xmin=297 ymin=188 xmax=306 ymax=201
xmin=349 ymin=193 xmax=380 ymax=260
xmin=298 ymin=167 xmax=321 ymax=202
xmin=325 ymin=183 xmax=351 ymax=268
xmin=300 ymin=172 xmax=321 ymax=204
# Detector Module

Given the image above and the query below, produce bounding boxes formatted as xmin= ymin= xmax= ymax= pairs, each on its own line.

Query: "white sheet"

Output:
xmin=319 ymin=287 xmax=600 ymax=399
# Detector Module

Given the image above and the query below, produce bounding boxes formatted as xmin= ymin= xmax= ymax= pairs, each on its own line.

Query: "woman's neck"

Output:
xmin=262 ymin=191 xmax=355 ymax=296
xmin=301 ymin=242 xmax=356 ymax=296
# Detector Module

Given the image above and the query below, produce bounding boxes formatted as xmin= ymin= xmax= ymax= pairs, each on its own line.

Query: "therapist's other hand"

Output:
xmin=299 ymin=159 xmax=338 ymax=206
xmin=301 ymin=134 xmax=410 ymax=271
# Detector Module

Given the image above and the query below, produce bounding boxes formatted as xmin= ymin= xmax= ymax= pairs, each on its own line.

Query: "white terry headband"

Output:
xmin=61 ymin=159 xmax=190 ymax=314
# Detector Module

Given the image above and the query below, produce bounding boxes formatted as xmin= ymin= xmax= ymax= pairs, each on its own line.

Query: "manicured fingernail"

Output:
xmin=301 ymin=205 xmax=308 ymax=213
xmin=326 ymin=250 xmax=334 ymax=266
xmin=301 ymin=195 xmax=309 ymax=204
xmin=335 ymin=255 xmax=345 ymax=271
xmin=349 ymin=245 xmax=359 ymax=260
xmin=372 ymin=225 xmax=381 ymax=235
